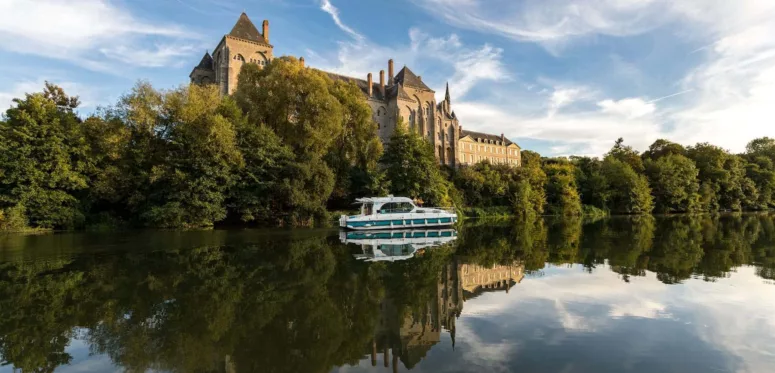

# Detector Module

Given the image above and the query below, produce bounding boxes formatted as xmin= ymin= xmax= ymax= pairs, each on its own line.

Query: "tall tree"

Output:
xmin=380 ymin=123 xmax=457 ymax=207
xmin=0 ymin=83 xmax=89 ymax=229
xmin=601 ymin=158 xmax=653 ymax=214
xmin=543 ymin=162 xmax=582 ymax=215
xmin=645 ymin=154 xmax=700 ymax=213
xmin=606 ymin=138 xmax=644 ymax=173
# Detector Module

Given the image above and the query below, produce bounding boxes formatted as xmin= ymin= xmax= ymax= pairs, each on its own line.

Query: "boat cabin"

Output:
xmin=355 ymin=196 xmax=417 ymax=216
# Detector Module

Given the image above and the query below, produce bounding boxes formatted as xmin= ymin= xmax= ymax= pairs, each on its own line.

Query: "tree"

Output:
xmin=642 ymin=139 xmax=686 ymax=161
xmin=743 ymin=137 xmax=775 ymax=209
xmin=0 ymin=83 xmax=89 ymax=229
xmin=102 ymin=83 xmax=244 ymax=228
xmin=326 ymin=79 xmax=385 ymax=207
xmin=602 ymin=158 xmax=653 ymax=214
xmin=543 ymin=162 xmax=582 ymax=215
xmin=518 ymin=150 xmax=547 ymax=215
xmin=380 ymin=123 xmax=457 ymax=207
xmin=571 ymin=156 xmax=609 ymax=209
xmin=645 ymin=154 xmax=700 ymax=213
xmin=234 ymin=58 xmax=343 ymax=158
xmin=606 ymin=138 xmax=644 ymax=173
xmin=687 ymin=143 xmax=752 ymax=211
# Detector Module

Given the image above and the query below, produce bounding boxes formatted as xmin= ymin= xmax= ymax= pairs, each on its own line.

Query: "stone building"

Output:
xmin=190 ymin=12 xmax=521 ymax=167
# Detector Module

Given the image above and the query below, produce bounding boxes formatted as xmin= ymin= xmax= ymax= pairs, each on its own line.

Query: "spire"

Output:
xmin=445 ymin=82 xmax=450 ymax=103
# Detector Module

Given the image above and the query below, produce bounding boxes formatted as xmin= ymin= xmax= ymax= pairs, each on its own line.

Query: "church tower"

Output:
xmin=190 ymin=13 xmax=274 ymax=95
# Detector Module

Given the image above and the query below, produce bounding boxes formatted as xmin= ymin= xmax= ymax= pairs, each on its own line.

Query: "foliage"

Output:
xmin=0 ymin=83 xmax=89 ymax=229
xmin=380 ymin=123 xmax=457 ymax=207
xmin=601 ymin=157 xmax=653 ymax=214
xmin=543 ymin=162 xmax=582 ymax=215
xmin=645 ymin=154 xmax=700 ymax=213
xmin=607 ymin=138 xmax=644 ymax=173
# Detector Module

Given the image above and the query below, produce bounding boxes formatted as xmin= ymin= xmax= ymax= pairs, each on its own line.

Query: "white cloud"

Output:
xmin=547 ymin=87 xmax=591 ymax=118
xmin=597 ymin=98 xmax=655 ymax=119
xmin=405 ymin=0 xmax=775 ymax=155
xmin=309 ymin=7 xmax=508 ymax=102
xmin=319 ymin=0 xmax=364 ymax=41
xmin=0 ymin=0 xmax=200 ymax=71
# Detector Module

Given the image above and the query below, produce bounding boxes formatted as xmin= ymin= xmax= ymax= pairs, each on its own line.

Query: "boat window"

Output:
xmin=363 ymin=203 xmax=374 ymax=215
xmin=378 ymin=202 xmax=414 ymax=214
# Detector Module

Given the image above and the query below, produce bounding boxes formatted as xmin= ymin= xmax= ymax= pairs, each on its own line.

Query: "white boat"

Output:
xmin=340 ymin=228 xmax=458 ymax=262
xmin=339 ymin=196 xmax=458 ymax=230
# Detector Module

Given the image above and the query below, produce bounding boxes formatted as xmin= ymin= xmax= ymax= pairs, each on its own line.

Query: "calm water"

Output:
xmin=1 ymin=214 xmax=774 ymax=373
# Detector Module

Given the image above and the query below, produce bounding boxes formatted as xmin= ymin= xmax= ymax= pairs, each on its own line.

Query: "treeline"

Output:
xmin=0 ymin=57 xmax=459 ymax=230
xmin=3 ymin=55 xmax=774 ymax=230
xmin=453 ymin=137 xmax=775 ymax=216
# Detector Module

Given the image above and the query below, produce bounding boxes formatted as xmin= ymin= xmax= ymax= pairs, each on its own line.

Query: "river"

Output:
xmin=1 ymin=214 xmax=774 ymax=372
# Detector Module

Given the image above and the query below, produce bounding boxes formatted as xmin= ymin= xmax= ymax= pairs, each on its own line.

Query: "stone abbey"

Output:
xmin=190 ymin=13 xmax=521 ymax=168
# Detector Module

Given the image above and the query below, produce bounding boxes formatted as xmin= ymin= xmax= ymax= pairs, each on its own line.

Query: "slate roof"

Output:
xmin=194 ymin=52 xmax=213 ymax=71
xmin=461 ymin=129 xmax=516 ymax=146
xmin=229 ymin=13 xmax=268 ymax=44
xmin=394 ymin=66 xmax=432 ymax=90
xmin=323 ymin=71 xmax=386 ymax=101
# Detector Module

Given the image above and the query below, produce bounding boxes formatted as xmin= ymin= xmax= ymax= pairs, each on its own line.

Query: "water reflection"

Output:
xmin=341 ymin=228 xmax=458 ymax=261
xmin=0 ymin=214 xmax=773 ymax=372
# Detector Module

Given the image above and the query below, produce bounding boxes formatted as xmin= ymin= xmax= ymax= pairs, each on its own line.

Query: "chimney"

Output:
xmin=367 ymin=73 xmax=373 ymax=96
xmin=379 ymin=70 xmax=385 ymax=96
xmin=262 ymin=20 xmax=269 ymax=43
xmin=388 ymin=59 xmax=394 ymax=85
xmin=299 ymin=57 xmax=305 ymax=67
xmin=501 ymin=133 xmax=505 ymax=144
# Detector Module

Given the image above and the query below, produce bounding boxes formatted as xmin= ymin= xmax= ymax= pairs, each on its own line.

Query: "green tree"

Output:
xmin=380 ymin=123 xmax=457 ymax=206
xmin=543 ymin=162 xmax=582 ymax=215
xmin=234 ymin=58 xmax=343 ymax=157
xmin=645 ymin=154 xmax=700 ymax=213
xmin=518 ymin=150 xmax=547 ymax=215
xmin=326 ymin=80 xmax=385 ymax=207
xmin=607 ymin=138 xmax=644 ymax=173
xmin=743 ymin=137 xmax=775 ymax=209
xmin=642 ymin=139 xmax=686 ymax=161
xmin=601 ymin=158 xmax=653 ymax=214
xmin=571 ymin=156 xmax=609 ymax=209
xmin=687 ymin=143 xmax=753 ymax=211
xmin=0 ymin=83 xmax=89 ymax=229
xmin=128 ymin=84 xmax=243 ymax=227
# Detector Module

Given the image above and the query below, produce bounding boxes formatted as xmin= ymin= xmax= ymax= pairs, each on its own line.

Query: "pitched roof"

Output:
xmin=229 ymin=13 xmax=268 ymax=44
xmin=194 ymin=52 xmax=213 ymax=71
xmin=323 ymin=71 xmax=386 ymax=101
xmin=461 ymin=129 xmax=516 ymax=146
xmin=388 ymin=83 xmax=413 ymax=101
xmin=394 ymin=66 xmax=432 ymax=90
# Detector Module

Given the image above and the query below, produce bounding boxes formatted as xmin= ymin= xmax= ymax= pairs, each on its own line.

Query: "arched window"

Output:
xmin=233 ymin=54 xmax=245 ymax=62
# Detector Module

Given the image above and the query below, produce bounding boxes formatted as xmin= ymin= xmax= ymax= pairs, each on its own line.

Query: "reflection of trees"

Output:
xmin=0 ymin=260 xmax=85 ymax=372
xmin=454 ymin=213 xmax=775 ymax=285
xmin=0 ymin=235 xmax=463 ymax=373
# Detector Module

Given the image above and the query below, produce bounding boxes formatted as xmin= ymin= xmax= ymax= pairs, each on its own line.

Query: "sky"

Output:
xmin=2 ymin=0 xmax=775 ymax=157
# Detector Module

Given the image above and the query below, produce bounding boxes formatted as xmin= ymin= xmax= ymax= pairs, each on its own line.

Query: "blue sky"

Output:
xmin=2 ymin=0 xmax=775 ymax=156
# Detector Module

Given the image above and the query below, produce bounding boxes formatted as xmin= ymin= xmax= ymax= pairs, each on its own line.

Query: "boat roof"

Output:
xmin=355 ymin=196 xmax=414 ymax=204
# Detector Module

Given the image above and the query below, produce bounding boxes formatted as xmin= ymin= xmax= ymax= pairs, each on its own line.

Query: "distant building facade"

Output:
xmin=190 ymin=13 xmax=521 ymax=168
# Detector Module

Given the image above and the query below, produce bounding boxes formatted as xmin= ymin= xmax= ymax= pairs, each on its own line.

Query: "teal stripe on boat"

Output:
xmin=413 ymin=219 xmax=425 ymax=224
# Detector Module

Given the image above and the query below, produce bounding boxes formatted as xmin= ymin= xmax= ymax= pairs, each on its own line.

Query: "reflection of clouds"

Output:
xmin=453 ymin=316 xmax=516 ymax=373
xmin=675 ymin=266 xmax=775 ymax=373
xmin=441 ymin=263 xmax=773 ymax=372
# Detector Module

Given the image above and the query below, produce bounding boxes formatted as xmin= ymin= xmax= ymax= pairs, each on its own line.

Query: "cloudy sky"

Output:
xmin=2 ymin=0 xmax=775 ymax=156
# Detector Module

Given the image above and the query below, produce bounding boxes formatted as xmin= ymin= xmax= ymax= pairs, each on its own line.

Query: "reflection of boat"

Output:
xmin=339 ymin=196 xmax=458 ymax=230
xmin=340 ymin=229 xmax=458 ymax=262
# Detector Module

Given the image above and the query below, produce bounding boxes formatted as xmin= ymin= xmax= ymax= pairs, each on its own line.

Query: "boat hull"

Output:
xmin=340 ymin=214 xmax=458 ymax=230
